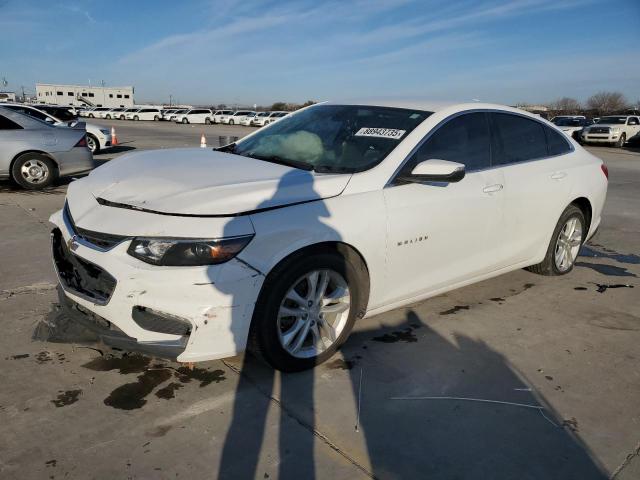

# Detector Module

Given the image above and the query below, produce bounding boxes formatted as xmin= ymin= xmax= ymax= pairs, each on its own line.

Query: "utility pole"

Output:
xmin=20 ymin=85 xmax=26 ymax=102
xmin=169 ymin=94 xmax=173 ymax=107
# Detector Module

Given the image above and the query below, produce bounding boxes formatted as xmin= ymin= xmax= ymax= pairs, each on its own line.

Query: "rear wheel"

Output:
xmin=154 ymin=115 xmax=159 ymax=121
xmin=205 ymin=118 xmax=212 ymax=125
xmin=615 ymin=133 xmax=626 ymax=148
xmin=527 ymin=205 xmax=585 ymax=276
xmin=86 ymin=134 xmax=100 ymax=154
xmin=249 ymin=251 xmax=368 ymax=371
xmin=11 ymin=153 xmax=57 ymax=190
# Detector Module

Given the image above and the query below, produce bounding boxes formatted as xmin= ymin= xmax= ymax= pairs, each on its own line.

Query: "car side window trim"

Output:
xmin=385 ymin=108 xmax=575 ymax=187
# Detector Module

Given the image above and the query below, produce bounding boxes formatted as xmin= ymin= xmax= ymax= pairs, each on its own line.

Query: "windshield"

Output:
xmin=598 ymin=116 xmax=627 ymax=125
xmin=230 ymin=104 xmax=431 ymax=173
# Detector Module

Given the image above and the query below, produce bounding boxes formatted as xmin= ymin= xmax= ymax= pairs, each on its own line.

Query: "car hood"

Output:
xmin=80 ymin=148 xmax=351 ymax=216
xmin=588 ymin=123 xmax=621 ymax=128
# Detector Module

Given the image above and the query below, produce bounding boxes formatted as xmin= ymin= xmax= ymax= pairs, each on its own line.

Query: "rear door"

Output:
xmin=488 ymin=112 xmax=575 ymax=266
xmin=626 ymin=116 xmax=640 ymax=141
xmin=383 ymin=112 xmax=506 ymax=304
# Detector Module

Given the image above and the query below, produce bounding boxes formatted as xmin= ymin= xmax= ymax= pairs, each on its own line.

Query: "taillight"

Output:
xmin=600 ymin=164 xmax=609 ymax=180
xmin=75 ymin=135 xmax=87 ymax=148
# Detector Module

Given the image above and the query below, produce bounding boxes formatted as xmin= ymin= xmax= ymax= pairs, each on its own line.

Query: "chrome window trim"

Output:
xmin=385 ymin=108 xmax=575 ymax=188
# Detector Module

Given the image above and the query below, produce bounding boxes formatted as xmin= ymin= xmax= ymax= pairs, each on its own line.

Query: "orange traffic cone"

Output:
xmin=111 ymin=126 xmax=118 ymax=146
xmin=200 ymin=133 xmax=207 ymax=148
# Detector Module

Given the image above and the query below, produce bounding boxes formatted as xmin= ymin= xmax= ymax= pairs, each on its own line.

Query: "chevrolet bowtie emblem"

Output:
xmin=67 ymin=234 xmax=79 ymax=251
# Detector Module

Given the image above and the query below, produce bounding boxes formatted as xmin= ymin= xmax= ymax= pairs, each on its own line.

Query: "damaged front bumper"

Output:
xmin=49 ymin=208 xmax=265 ymax=363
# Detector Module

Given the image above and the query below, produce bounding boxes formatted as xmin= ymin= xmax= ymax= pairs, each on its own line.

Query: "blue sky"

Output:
xmin=1 ymin=0 xmax=639 ymax=106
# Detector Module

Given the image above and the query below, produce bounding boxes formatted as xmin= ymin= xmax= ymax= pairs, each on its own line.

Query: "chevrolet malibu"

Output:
xmin=50 ymin=100 xmax=608 ymax=371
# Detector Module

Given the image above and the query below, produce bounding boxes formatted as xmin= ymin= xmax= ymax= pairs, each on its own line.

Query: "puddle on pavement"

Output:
xmin=372 ymin=327 xmax=418 ymax=343
xmin=581 ymin=245 xmax=640 ymax=264
xmin=104 ymin=369 xmax=173 ymax=410
xmin=80 ymin=353 xmax=227 ymax=409
xmin=155 ymin=382 xmax=184 ymax=400
xmin=575 ymin=261 xmax=637 ymax=278
xmin=439 ymin=305 xmax=470 ymax=315
xmin=82 ymin=353 xmax=151 ymax=374
xmin=51 ymin=389 xmax=82 ymax=407
xmin=594 ymin=283 xmax=634 ymax=293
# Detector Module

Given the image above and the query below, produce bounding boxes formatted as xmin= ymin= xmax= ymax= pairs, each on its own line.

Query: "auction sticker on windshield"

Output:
xmin=355 ymin=127 xmax=406 ymax=140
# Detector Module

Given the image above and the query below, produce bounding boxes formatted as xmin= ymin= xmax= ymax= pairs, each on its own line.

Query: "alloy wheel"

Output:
xmin=554 ymin=216 xmax=582 ymax=272
xmin=277 ymin=269 xmax=351 ymax=359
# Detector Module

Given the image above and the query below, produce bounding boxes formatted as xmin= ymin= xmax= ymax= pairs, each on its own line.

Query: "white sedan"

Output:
xmin=50 ymin=100 xmax=607 ymax=371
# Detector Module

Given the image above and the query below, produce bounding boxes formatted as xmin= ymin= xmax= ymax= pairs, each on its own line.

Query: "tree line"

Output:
xmin=546 ymin=92 xmax=639 ymax=115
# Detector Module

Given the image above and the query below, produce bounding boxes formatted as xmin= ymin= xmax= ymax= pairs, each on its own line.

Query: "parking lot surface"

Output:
xmin=1 ymin=122 xmax=638 ymax=479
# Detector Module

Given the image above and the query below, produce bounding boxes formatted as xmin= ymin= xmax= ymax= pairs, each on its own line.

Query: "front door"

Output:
xmin=383 ymin=112 xmax=505 ymax=305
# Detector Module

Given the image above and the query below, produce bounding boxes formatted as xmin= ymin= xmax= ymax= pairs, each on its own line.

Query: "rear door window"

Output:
xmin=0 ymin=114 xmax=23 ymax=129
xmin=408 ymin=112 xmax=491 ymax=172
xmin=544 ymin=125 xmax=572 ymax=156
xmin=490 ymin=113 xmax=547 ymax=165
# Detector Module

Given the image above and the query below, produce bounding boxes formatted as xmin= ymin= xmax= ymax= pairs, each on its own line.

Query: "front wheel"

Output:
xmin=615 ymin=133 xmax=626 ymax=148
xmin=182 ymin=118 xmax=188 ymax=124
xmin=229 ymin=119 xmax=234 ymax=125
xmin=249 ymin=252 xmax=368 ymax=371
xmin=11 ymin=153 xmax=57 ymax=190
xmin=527 ymin=205 xmax=585 ymax=276
xmin=133 ymin=115 xmax=139 ymax=121
xmin=86 ymin=134 xmax=100 ymax=154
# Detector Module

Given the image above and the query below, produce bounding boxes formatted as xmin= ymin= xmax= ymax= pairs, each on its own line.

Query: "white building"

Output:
xmin=35 ymin=83 xmax=135 ymax=108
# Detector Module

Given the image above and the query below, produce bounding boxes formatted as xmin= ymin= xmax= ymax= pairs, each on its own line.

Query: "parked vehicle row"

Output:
xmin=551 ymin=114 xmax=640 ymax=147
xmin=78 ymin=106 xmax=290 ymax=127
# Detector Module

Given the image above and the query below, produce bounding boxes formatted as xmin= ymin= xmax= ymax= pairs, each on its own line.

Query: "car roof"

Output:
xmin=322 ymin=99 xmax=550 ymax=118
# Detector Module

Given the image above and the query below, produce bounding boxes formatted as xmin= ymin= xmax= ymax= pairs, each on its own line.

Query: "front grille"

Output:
xmin=589 ymin=127 xmax=610 ymax=134
xmin=64 ymin=203 xmax=128 ymax=250
xmin=51 ymin=228 xmax=117 ymax=304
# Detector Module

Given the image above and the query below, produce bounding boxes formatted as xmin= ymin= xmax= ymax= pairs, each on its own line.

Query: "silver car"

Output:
xmin=0 ymin=107 xmax=94 ymax=190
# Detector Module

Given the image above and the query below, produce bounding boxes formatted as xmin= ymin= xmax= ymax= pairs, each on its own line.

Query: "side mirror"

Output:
xmin=398 ymin=159 xmax=466 ymax=183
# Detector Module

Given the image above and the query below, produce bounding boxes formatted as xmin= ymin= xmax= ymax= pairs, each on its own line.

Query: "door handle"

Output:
xmin=483 ymin=184 xmax=503 ymax=194
xmin=551 ymin=172 xmax=567 ymax=180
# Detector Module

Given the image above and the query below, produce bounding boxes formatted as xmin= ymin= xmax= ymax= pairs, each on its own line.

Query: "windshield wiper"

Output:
xmin=247 ymin=154 xmax=314 ymax=171
xmin=314 ymin=165 xmax=353 ymax=174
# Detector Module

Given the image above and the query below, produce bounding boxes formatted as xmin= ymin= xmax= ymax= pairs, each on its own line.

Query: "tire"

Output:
xmin=133 ymin=115 xmax=139 ymax=121
xmin=88 ymin=114 xmax=94 ymax=118
xmin=182 ymin=118 xmax=188 ymax=124
xmin=11 ymin=153 xmax=57 ymax=190
xmin=205 ymin=118 xmax=212 ymax=125
xmin=249 ymin=249 xmax=369 ymax=372
xmin=87 ymin=134 xmax=100 ymax=154
xmin=229 ymin=120 xmax=235 ymax=125
xmin=615 ymin=133 xmax=626 ymax=148
xmin=154 ymin=115 xmax=159 ymax=121
xmin=105 ymin=115 xmax=111 ymax=120
xmin=526 ymin=205 xmax=585 ymax=276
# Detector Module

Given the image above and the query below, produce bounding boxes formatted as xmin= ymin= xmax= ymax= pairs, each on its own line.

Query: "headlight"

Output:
xmin=611 ymin=127 xmax=620 ymax=133
xmin=127 ymin=235 xmax=254 ymax=266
